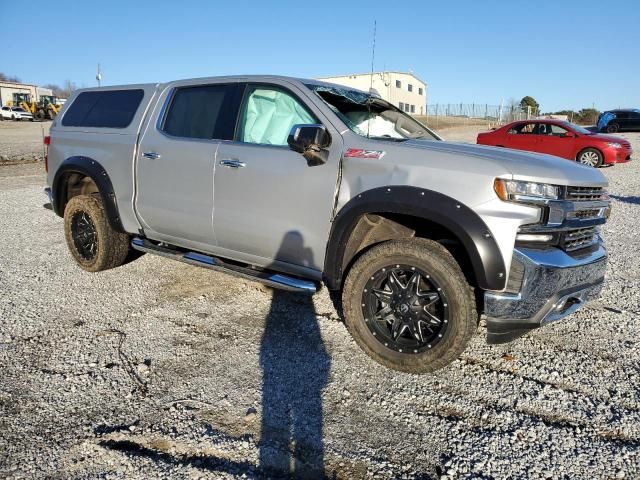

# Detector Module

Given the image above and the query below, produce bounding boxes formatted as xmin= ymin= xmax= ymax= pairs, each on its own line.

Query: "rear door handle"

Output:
xmin=142 ymin=151 xmax=161 ymax=160
xmin=219 ymin=159 xmax=246 ymax=168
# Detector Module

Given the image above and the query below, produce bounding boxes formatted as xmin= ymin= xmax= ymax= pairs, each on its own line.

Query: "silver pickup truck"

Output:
xmin=44 ymin=75 xmax=610 ymax=373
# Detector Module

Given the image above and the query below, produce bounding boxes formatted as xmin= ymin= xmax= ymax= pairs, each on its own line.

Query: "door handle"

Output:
xmin=142 ymin=151 xmax=161 ymax=160
xmin=219 ymin=159 xmax=246 ymax=168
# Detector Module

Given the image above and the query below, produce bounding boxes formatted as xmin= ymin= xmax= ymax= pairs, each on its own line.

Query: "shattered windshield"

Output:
xmin=306 ymin=84 xmax=439 ymax=141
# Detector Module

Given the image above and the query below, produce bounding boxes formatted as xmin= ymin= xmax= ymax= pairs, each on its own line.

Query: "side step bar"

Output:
xmin=131 ymin=237 xmax=318 ymax=294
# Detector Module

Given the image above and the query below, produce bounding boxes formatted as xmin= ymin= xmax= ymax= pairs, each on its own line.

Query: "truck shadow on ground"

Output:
xmin=98 ymin=437 xmax=256 ymax=475
xmin=99 ymin=232 xmax=332 ymax=478
xmin=610 ymin=194 xmax=640 ymax=205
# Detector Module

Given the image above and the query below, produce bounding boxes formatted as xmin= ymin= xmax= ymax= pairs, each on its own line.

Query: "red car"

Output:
xmin=477 ymin=119 xmax=633 ymax=167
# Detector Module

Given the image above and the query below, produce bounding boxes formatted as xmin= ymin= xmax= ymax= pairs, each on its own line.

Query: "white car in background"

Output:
xmin=0 ymin=106 xmax=34 ymax=121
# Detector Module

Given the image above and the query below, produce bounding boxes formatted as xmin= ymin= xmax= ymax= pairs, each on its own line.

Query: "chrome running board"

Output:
xmin=131 ymin=237 xmax=318 ymax=293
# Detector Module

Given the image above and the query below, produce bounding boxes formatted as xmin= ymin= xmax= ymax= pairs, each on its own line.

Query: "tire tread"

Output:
xmin=342 ymin=238 xmax=477 ymax=373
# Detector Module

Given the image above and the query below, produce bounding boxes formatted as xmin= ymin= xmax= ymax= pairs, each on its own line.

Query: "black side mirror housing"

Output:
xmin=287 ymin=124 xmax=331 ymax=166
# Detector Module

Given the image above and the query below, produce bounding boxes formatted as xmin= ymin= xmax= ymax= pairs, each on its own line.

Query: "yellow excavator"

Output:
xmin=37 ymin=95 xmax=62 ymax=120
xmin=8 ymin=93 xmax=35 ymax=114
xmin=9 ymin=93 xmax=61 ymax=120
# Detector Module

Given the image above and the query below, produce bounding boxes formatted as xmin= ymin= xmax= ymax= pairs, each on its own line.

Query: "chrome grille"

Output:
xmin=563 ymin=227 xmax=597 ymax=252
xmin=565 ymin=186 xmax=607 ymax=201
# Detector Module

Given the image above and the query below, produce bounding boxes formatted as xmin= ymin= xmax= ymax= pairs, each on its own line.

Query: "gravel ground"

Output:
xmin=0 ymin=129 xmax=639 ymax=479
xmin=0 ymin=120 xmax=51 ymax=162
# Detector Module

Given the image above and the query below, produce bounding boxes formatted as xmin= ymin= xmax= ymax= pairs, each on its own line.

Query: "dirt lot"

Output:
xmin=0 ymin=122 xmax=639 ymax=479
xmin=0 ymin=120 xmax=51 ymax=162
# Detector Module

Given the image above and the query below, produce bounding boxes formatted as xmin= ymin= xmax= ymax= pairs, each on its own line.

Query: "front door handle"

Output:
xmin=142 ymin=151 xmax=161 ymax=160
xmin=219 ymin=159 xmax=246 ymax=168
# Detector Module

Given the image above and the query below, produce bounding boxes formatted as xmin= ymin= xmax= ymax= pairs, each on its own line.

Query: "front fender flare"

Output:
xmin=323 ymin=186 xmax=507 ymax=291
xmin=52 ymin=156 xmax=125 ymax=232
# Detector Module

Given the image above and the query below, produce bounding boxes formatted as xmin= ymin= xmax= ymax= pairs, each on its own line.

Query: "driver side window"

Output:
xmin=548 ymin=124 xmax=569 ymax=136
xmin=238 ymin=86 xmax=317 ymax=146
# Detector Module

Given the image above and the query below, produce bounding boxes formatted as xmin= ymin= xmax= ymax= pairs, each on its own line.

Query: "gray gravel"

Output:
xmin=0 ymin=130 xmax=639 ymax=479
xmin=0 ymin=120 xmax=50 ymax=163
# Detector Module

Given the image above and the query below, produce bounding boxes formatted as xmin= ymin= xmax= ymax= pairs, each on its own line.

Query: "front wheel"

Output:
xmin=342 ymin=238 xmax=477 ymax=373
xmin=606 ymin=123 xmax=619 ymax=133
xmin=577 ymin=148 xmax=603 ymax=168
xmin=63 ymin=194 xmax=130 ymax=272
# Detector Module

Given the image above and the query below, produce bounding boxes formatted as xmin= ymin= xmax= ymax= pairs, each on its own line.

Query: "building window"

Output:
xmin=395 ymin=80 xmax=401 ymax=88
xmin=418 ymin=87 xmax=423 ymax=95
xmin=411 ymin=105 xmax=415 ymax=113
xmin=399 ymin=102 xmax=404 ymax=110
xmin=408 ymin=84 xmax=413 ymax=92
xmin=405 ymin=104 xmax=410 ymax=112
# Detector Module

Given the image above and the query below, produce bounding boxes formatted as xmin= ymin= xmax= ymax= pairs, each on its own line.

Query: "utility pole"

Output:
xmin=96 ymin=63 xmax=102 ymax=87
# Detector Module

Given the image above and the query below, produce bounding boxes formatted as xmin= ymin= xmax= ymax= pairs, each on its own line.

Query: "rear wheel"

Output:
xmin=63 ymin=194 xmax=130 ymax=272
xmin=606 ymin=123 xmax=619 ymax=133
xmin=577 ymin=148 xmax=603 ymax=167
xmin=342 ymin=238 xmax=477 ymax=373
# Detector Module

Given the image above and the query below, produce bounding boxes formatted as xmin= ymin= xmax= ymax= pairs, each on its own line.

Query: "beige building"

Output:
xmin=0 ymin=81 xmax=53 ymax=107
xmin=318 ymin=71 xmax=427 ymax=115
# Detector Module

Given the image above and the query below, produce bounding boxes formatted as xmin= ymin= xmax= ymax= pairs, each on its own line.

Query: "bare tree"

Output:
xmin=0 ymin=72 xmax=21 ymax=82
xmin=41 ymin=80 xmax=77 ymax=99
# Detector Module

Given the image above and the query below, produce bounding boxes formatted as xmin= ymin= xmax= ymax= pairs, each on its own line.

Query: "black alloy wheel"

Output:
xmin=362 ymin=264 xmax=449 ymax=354
xmin=71 ymin=211 xmax=98 ymax=260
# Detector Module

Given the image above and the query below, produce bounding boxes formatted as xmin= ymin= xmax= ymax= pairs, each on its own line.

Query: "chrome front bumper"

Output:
xmin=484 ymin=244 xmax=607 ymax=344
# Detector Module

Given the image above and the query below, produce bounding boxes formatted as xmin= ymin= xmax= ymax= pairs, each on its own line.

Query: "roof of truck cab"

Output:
xmin=69 ymin=76 xmax=368 ymax=96
xmin=158 ymin=74 xmax=367 ymax=91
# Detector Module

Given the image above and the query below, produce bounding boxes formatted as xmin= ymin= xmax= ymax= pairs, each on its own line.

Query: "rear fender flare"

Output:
xmin=52 ymin=156 xmax=124 ymax=232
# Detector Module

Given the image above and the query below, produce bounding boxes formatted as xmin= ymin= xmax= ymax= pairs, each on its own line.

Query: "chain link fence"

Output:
xmin=418 ymin=103 xmax=539 ymax=129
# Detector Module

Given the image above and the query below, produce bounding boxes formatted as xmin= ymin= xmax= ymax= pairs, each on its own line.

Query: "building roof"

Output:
xmin=0 ymin=80 xmax=37 ymax=87
xmin=317 ymin=71 xmax=427 ymax=86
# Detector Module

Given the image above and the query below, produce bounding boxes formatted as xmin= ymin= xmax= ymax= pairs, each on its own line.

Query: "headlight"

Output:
xmin=607 ymin=142 xmax=622 ymax=149
xmin=494 ymin=179 xmax=559 ymax=202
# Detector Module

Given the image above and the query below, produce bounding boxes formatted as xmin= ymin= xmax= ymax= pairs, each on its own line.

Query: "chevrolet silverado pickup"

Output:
xmin=44 ymin=76 xmax=611 ymax=373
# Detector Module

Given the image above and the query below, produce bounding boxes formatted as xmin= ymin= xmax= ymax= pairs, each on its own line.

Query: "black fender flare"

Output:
xmin=323 ymin=186 xmax=507 ymax=291
xmin=51 ymin=156 xmax=125 ymax=232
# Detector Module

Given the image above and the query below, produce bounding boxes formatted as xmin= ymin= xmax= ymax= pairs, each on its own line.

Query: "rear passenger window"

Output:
xmin=162 ymin=84 xmax=238 ymax=140
xmin=62 ymin=90 xmax=144 ymax=128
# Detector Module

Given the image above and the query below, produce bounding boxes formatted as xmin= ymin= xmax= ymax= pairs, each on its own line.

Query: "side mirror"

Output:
xmin=563 ymin=131 xmax=576 ymax=138
xmin=287 ymin=124 xmax=331 ymax=166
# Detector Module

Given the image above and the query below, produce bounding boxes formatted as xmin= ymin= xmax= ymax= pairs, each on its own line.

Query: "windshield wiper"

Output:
xmin=368 ymin=136 xmax=408 ymax=142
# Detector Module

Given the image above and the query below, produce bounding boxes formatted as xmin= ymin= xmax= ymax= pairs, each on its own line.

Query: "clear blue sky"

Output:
xmin=2 ymin=0 xmax=639 ymax=112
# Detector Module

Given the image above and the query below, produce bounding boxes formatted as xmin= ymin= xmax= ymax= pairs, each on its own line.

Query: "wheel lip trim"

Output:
xmin=361 ymin=263 xmax=450 ymax=354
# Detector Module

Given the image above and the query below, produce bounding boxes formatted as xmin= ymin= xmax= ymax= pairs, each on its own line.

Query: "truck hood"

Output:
xmin=402 ymin=140 xmax=608 ymax=187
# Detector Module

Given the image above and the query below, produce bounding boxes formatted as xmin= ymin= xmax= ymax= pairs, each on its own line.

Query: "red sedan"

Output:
xmin=477 ymin=120 xmax=632 ymax=167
